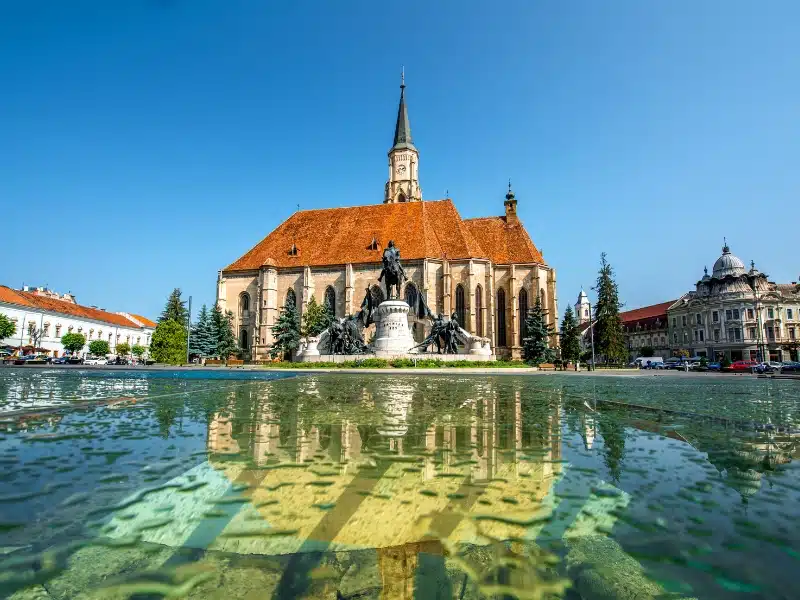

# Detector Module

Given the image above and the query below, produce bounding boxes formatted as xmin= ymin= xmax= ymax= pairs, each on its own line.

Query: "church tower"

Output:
xmin=384 ymin=72 xmax=422 ymax=203
xmin=575 ymin=290 xmax=590 ymax=325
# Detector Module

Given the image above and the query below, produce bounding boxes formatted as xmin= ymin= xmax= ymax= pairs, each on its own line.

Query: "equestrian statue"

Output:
xmin=378 ymin=240 xmax=405 ymax=300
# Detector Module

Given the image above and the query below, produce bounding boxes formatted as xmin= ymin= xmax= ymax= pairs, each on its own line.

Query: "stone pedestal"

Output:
xmin=372 ymin=301 xmax=415 ymax=357
xmin=304 ymin=336 xmax=321 ymax=357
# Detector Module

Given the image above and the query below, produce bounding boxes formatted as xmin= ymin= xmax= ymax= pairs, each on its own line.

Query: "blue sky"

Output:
xmin=2 ymin=1 xmax=798 ymax=320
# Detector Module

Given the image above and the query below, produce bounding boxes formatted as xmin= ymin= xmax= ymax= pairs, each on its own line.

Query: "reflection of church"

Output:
xmin=217 ymin=78 xmax=558 ymax=360
xmin=206 ymin=376 xmax=563 ymax=557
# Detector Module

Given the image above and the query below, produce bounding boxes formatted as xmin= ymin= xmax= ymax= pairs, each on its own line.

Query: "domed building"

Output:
xmin=667 ymin=242 xmax=800 ymax=362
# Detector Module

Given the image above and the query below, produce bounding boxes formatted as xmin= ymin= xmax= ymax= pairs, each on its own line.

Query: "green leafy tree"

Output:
xmin=189 ymin=304 xmax=216 ymax=358
xmin=522 ymin=295 xmax=555 ymax=365
xmin=216 ymin=309 xmax=239 ymax=364
xmin=593 ymin=253 xmax=626 ymax=364
xmin=116 ymin=341 xmax=131 ymax=356
xmin=131 ymin=344 xmax=147 ymax=361
xmin=301 ymin=295 xmax=331 ymax=338
xmin=159 ymin=288 xmax=188 ymax=328
xmin=0 ymin=314 xmax=17 ymax=339
xmin=61 ymin=332 xmax=86 ymax=355
xmin=559 ymin=305 xmax=581 ymax=364
xmin=150 ymin=320 xmax=187 ymax=365
xmin=88 ymin=339 xmax=110 ymax=356
xmin=270 ymin=297 xmax=300 ymax=360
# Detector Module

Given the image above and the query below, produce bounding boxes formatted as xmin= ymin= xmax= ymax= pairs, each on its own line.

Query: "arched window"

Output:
xmin=285 ymin=288 xmax=296 ymax=308
xmin=324 ymin=286 xmax=336 ymax=317
xmin=239 ymin=292 xmax=250 ymax=314
xmin=475 ymin=285 xmax=483 ymax=336
xmin=370 ymin=285 xmax=385 ymax=307
xmin=519 ymin=288 xmax=529 ymax=345
xmin=455 ymin=284 xmax=466 ymax=326
xmin=404 ymin=282 xmax=419 ymax=313
xmin=497 ymin=288 xmax=507 ymax=347
xmin=240 ymin=329 xmax=248 ymax=350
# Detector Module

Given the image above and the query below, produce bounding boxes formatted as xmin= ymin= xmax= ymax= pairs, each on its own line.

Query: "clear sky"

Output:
xmin=2 ymin=1 xmax=798 ymax=320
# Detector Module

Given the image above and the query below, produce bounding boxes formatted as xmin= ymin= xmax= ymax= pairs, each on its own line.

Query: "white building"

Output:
xmin=0 ymin=285 xmax=156 ymax=357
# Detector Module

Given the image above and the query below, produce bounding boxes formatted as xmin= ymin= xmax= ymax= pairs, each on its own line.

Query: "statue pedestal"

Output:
xmin=372 ymin=301 xmax=416 ymax=357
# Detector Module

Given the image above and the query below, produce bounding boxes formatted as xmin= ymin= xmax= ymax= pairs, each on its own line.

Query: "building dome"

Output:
xmin=712 ymin=243 xmax=746 ymax=278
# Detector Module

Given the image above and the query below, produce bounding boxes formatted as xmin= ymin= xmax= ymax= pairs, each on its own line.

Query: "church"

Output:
xmin=217 ymin=79 xmax=558 ymax=360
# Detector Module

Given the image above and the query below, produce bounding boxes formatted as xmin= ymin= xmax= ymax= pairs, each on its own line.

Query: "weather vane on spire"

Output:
xmin=401 ymin=66 xmax=405 ymax=88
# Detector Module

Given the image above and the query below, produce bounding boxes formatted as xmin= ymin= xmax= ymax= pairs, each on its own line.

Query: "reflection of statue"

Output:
xmin=378 ymin=240 xmax=405 ymax=300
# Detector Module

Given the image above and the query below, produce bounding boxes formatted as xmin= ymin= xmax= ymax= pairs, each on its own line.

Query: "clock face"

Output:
xmin=396 ymin=164 xmax=407 ymax=175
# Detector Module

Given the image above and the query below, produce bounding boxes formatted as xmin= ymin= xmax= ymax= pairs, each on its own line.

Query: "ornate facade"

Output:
xmin=667 ymin=243 xmax=800 ymax=362
xmin=218 ymin=80 xmax=557 ymax=360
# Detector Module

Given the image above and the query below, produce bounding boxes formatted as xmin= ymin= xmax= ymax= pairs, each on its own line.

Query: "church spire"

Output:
xmin=392 ymin=68 xmax=415 ymax=151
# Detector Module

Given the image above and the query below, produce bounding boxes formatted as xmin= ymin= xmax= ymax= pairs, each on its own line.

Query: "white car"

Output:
xmin=83 ymin=357 xmax=106 ymax=366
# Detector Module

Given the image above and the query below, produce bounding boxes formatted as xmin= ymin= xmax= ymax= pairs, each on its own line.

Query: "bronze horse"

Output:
xmin=378 ymin=240 xmax=405 ymax=300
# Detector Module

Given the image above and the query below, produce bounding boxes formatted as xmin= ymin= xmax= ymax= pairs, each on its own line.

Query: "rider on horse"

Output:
xmin=378 ymin=240 xmax=405 ymax=300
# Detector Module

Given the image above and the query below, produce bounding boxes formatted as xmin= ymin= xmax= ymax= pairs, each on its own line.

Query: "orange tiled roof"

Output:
xmin=224 ymin=200 xmax=547 ymax=271
xmin=462 ymin=217 xmax=545 ymax=265
xmin=129 ymin=314 xmax=157 ymax=328
xmin=0 ymin=286 xmax=152 ymax=329
xmin=620 ymin=301 xmax=677 ymax=323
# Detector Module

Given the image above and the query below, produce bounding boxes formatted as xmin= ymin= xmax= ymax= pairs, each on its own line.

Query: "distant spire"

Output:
xmin=506 ymin=178 xmax=515 ymax=200
xmin=392 ymin=69 xmax=415 ymax=151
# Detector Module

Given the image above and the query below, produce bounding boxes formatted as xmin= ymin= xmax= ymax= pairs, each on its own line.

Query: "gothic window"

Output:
xmin=519 ymin=288 xmax=529 ymax=345
xmin=240 ymin=329 xmax=249 ymax=350
xmin=370 ymin=285 xmax=385 ymax=307
xmin=455 ymin=284 xmax=466 ymax=326
xmin=475 ymin=285 xmax=483 ymax=336
xmin=239 ymin=293 xmax=250 ymax=314
xmin=285 ymin=288 xmax=296 ymax=308
xmin=404 ymin=283 xmax=419 ymax=311
xmin=324 ymin=286 xmax=336 ymax=317
xmin=497 ymin=288 xmax=507 ymax=347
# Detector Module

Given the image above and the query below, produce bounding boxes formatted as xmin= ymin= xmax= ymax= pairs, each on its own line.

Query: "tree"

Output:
xmin=116 ymin=342 xmax=131 ymax=357
xmin=0 ymin=314 xmax=17 ymax=340
xmin=189 ymin=304 xmax=216 ymax=358
xmin=29 ymin=325 xmax=45 ymax=350
xmin=150 ymin=320 xmax=187 ymax=365
xmin=216 ymin=309 xmax=239 ymax=364
xmin=61 ymin=332 xmax=86 ymax=355
xmin=270 ymin=297 xmax=300 ymax=360
xmin=301 ymin=295 xmax=331 ymax=339
xmin=640 ymin=346 xmax=655 ymax=357
xmin=131 ymin=344 xmax=147 ymax=361
xmin=522 ymin=295 xmax=555 ymax=365
xmin=559 ymin=305 xmax=581 ymax=365
xmin=593 ymin=253 xmax=627 ymax=364
xmin=88 ymin=339 xmax=110 ymax=356
xmin=160 ymin=288 xmax=188 ymax=327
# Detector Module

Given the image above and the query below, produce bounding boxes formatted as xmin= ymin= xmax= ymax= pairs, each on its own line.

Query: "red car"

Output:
xmin=726 ymin=360 xmax=757 ymax=372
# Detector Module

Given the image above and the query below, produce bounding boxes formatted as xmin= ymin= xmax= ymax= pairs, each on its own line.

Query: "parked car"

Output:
xmin=726 ymin=360 xmax=758 ymax=372
xmin=779 ymin=361 xmax=800 ymax=373
xmin=754 ymin=361 xmax=783 ymax=374
xmin=634 ymin=356 xmax=665 ymax=369
xmin=707 ymin=362 xmax=721 ymax=371
xmin=83 ymin=356 xmax=106 ymax=366
xmin=52 ymin=356 xmax=69 ymax=365
xmin=664 ymin=358 xmax=683 ymax=370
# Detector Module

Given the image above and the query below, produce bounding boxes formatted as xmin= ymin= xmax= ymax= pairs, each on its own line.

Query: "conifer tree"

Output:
xmin=559 ymin=305 xmax=581 ymax=364
xmin=190 ymin=304 xmax=215 ymax=358
xmin=270 ymin=296 xmax=300 ymax=360
xmin=160 ymin=288 xmax=188 ymax=327
xmin=593 ymin=253 xmax=626 ymax=364
xmin=217 ymin=310 xmax=239 ymax=364
xmin=522 ymin=295 xmax=555 ymax=365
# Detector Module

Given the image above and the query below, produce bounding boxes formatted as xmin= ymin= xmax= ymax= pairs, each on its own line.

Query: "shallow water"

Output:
xmin=0 ymin=370 xmax=799 ymax=599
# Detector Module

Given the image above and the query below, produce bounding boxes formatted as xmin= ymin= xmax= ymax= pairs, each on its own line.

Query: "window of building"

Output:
xmin=497 ymin=289 xmax=507 ymax=347
xmin=517 ymin=288 xmax=528 ymax=345
xmin=735 ymin=328 xmax=741 ymax=341
xmin=455 ymin=284 xmax=466 ymax=328
xmin=788 ymin=308 xmax=794 ymax=320
xmin=696 ymin=313 xmax=702 ymax=325
xmin=767 ymin=326 xmax=775 ymax=340
xmin=324 ymin=286 xmax=336 ymax=317
xmin=747 ymin=308 xmax=754 ymax=319
xmin=55 ymin=324 xmax=61 ymax=337
xmin=693 ymin=330 xmax=698 ymax=342
xmin=733 ymin=309 xmax=740 ymax=319
xmin=673 ymin=332 xmax=678 ymax=343
xmin=728 ymin=328 xmax=734 ymax=340
xmin=43 ymin=323 xmax=50 ymax=337
xmin=768 ymin=307 xmax=774 ymax=319
xmin=89 ymin=329 xmax=94 ymax=339
xmin=682 ymin=315 xmax=687 ymax=326
xmin=683 ymin=331 xmax=688 ymax=343
xmin=240 ymin=293 xmax=250 ymax=315
xmin=726 ymin=309 xmax=732 ymax=320
xmin=748 ymin=327 xmax=756 ymax=339
xmin=98 ymin=330 xmax=102 ymax=338
xmin=240 ymin=329 xmax=249 ymax=350
xmin=108 ymin=333 xmax=112 ymax=341
xmin=714 ymin=329 xmax=720 ymax=342
xmin=475 ymin=285 xmax=483 ymax=336
xmin=584 ymin=309 xmax=588 ymax=318
xmin=136 ymin=336 xmax=140 ymax=344
xmin=712 ymin=311 xmax=719 ymax=323
xmin=699 ymin=330 xmax=704 ymax=342
xmin=790 ymin=327 xmax=796 ymax=340
xmin=285 ymin=288 xmax=296 ymax=308
xmin=672 ymin=317 xmax=676 ymax=328
xmin=126 ymin=335 xmax=130 ymax=343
